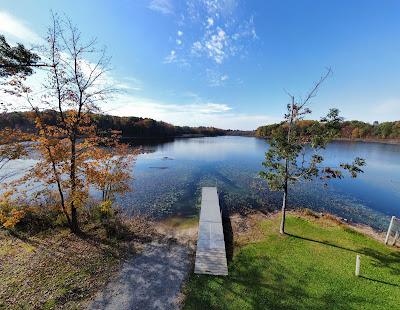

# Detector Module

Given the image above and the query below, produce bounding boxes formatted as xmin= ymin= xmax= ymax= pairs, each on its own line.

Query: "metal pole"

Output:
xmin=355 ymin=255 xmax=360 ymax=276
xmin=385 ymin=216 xmax=396 ymax=245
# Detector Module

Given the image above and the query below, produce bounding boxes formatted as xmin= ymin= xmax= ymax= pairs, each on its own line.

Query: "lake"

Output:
xmin=121 ymin=136 xmax=400 ymax=230
xmin=3 ymin=136 xmax=399 ymax=231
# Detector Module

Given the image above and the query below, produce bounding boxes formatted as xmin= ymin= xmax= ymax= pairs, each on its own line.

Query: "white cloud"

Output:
xmin=105 ymin=93 xmax=277 ymax=130
xmin=148 ymin=0 xmax=174 ymax=15
xmin=196 ymin=0 xmax=238 ymax=18
xmin=169 ymin=1 xmax=257 ymax=68
xmin=370 ymin=100 xmax=400 ymax=116
xmin=191 ymin=27 xmax=231 ymax=64
xmin=0 ymin=11 xmax=42 ymax=44
xmin=176 ymin=39 xmax=182 ymax=45
xmin=114 ymin=76 xmax=143 ymax=91
xmin=207 ymin=17 xmax=214 ymax=28
xmin=177 ymin=30 xmax=183 ymax=36
xmin=206 ymin=69 xmax=229 ymax=87
xmin=232 ymin=16 xmax=258 ymax=40
xmin=221 ymin=74 xmax=229 ymax=81
xmin=191 ymin=41 xmax=203 ymax=54
xmin=205 ymin=28 xmax=227 ymax=64
xmin=163 ymin=50 xmax=177 ymax=63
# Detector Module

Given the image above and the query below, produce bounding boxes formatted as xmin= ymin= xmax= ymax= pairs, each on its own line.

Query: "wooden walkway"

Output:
xmin=194 ymin=187 xmax=228 ymax=276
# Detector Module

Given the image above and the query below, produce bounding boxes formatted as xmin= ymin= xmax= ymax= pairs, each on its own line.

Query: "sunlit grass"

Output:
xmin=184 ymin=214 xmax=400 ymax=310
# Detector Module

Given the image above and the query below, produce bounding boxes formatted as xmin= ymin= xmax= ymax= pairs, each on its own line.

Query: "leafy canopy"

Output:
xmin=0 ymin=35 xmax=40 ymax=77
xmin=260 ymin=74 xmax=366 ymax=193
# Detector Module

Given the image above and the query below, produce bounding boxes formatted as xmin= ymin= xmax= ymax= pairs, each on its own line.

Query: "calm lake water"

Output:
xmin=121 ymin=136 xmax=400 ymax=230
xmin=3 ymin=136 xmax=399 ymax=230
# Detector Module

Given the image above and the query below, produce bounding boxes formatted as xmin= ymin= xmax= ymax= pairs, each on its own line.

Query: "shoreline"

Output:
xmin=333 ymin=137 xmax=400 ymax=145
xmin=255 ymin=135 xmax=400 ymax=145
xmin=1 ymin=208 xmax=396 ymax=309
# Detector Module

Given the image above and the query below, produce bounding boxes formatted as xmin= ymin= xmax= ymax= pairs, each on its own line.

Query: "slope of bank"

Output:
xmin=0 ymin=219 xmax=157 ymax=310
xmin=184 ymin=211 xmax=400 ymax=310
xmin=0 ymin=216 xmax=198 ymax=310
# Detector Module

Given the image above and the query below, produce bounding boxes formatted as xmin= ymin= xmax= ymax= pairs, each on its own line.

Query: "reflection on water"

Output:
xmin=120 ymin=136 xmax=400 ymax=230
xmin=2 ymin=136 xmax=399 ymax=230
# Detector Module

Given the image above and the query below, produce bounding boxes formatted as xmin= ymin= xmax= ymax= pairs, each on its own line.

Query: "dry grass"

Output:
xmin=230 ymin=210 xmax=277 ymax=248
xmin=0 ymin=218 xmax=156 ymax=310
xmin=156 ymin=216 xmax=199 ymax=249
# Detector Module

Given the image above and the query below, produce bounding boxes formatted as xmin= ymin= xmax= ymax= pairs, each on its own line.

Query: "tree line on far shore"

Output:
xmin=256 ymin=119 xmax=400 ymax=140
xmin=0 ymin=110 xmax=227 ymax=139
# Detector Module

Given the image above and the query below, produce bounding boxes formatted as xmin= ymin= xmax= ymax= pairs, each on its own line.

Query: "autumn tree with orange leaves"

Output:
xmin=4 ymin=15 xmax=135 ymax=233
xmin=0 ymin=35 xmax=41 ymax=228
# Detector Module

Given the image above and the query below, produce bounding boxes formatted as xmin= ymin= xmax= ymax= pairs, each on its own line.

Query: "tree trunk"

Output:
xmin=69 ymin=136 xmax=80 ymax=234
xmin=70 ymin=205 xmax=79 ymax=233
xmin=280 ymin=186 xmax=288 ymax=234
xmin=280 ymin=97 xmax=294 ymax=235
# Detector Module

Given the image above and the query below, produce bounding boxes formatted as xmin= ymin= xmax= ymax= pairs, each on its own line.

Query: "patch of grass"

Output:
xmin=161 ymin=216 xmax=199 ymax=230
xmin=184 ymin=213 xmax=400 ymax=310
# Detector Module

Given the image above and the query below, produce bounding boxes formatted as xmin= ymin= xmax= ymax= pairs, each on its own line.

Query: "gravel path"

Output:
xmin=87 ymin=241 xmax=192 ymax=310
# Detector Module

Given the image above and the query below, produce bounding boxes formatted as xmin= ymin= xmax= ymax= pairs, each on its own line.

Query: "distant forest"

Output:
xmin=0 ymin=110 xmax=250 ymax=138
xmin=256 ymin=120 xmax=400 ymax=141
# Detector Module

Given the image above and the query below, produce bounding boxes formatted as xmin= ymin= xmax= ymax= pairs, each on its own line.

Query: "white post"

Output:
xmin=385 ymin=216 xmax=396 ymax=245
xmin=355 ymin=255 xmax=360 ymax=276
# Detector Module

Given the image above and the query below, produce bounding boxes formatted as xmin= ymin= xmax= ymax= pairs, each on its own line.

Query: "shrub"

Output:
xmin=0 ymin=192 xmax=25 ymax=229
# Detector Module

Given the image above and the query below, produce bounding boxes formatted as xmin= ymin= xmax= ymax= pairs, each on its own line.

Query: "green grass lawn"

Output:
xmin=184 ymin=214 xmax=400 ymax=310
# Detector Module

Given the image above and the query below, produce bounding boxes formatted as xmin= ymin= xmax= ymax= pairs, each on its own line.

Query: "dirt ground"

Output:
xmin=86 ymin=219 xmax=198 ymax=310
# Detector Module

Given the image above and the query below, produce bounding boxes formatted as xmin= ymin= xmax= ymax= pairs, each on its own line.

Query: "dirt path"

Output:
xmin=87 ymin=241 xmax=192 ymax=310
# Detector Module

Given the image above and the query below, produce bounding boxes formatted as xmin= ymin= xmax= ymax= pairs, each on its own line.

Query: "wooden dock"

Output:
xmin=194 ymin=187 xmax=228 ymax=276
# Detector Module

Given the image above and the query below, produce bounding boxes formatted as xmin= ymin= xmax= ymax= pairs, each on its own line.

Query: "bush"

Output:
xmin=0 ymin=193 xmax=25 ymax=229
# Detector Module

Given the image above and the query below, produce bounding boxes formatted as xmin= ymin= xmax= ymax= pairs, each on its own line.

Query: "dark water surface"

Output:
xmin=119 ymin=136 xmax=400 ymax=230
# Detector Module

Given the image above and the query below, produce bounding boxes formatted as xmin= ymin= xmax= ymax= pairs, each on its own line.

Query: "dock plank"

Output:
xmin=194 ymin=187 xmax=228 ymax=276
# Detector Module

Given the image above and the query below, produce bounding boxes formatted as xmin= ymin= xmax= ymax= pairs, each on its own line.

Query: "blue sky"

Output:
xmin=1 ymin=0 xmax=399 ymax=129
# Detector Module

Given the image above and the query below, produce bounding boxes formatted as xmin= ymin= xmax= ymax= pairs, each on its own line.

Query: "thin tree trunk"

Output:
xmin=280 ymin=96 xmax=294 ymax=235
xmin=280 ymin=178 xmax=288 ymax=234
xmin=69 ymin=136 xmax=79 ymax=233
xmin=71 ymin=205 xmax=79 ymax=233
xmin=50 ymin=154 xmax=71 ymax=227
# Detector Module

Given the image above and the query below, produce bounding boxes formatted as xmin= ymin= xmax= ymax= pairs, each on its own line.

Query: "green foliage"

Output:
xmin=256 ymin=120 xmax=400 ymax=140
xmin=0 ymin=35 xmax=40 ymax=77
xmin=0 ymin=110 xmax=227 ymax=138
xmin=260 ymin=106 xmax=365 ymax=192
xmin=184 ymin=214 xmax=400 ymax=310
xmin=259 ymin=70 xmax=365 ymax=234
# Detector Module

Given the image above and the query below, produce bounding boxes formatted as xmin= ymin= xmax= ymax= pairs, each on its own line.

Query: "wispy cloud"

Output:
xmin=161 ymin=0 xmax=257 ymax=86
xmin=200 ymin=27 xmax=228 ymax=64
xmin=371 ymin=99 xmax=400 ymax=116
xmin=106 ymin=93 xmax=276 ymax=130
xmin=164 ymin=50 xmax=177 ymax=63
xmin=148 ymin=0 xmax=174 ymax=15
xmin=190 ymin=15 xmax=257 ymax=64
xmin=0 ymin=11 xmax=42 ymax=44
xmin=113 ymin=76 xmax=143 ymax=91
xmin=207 ymin=69 xmax=229 ymax=87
